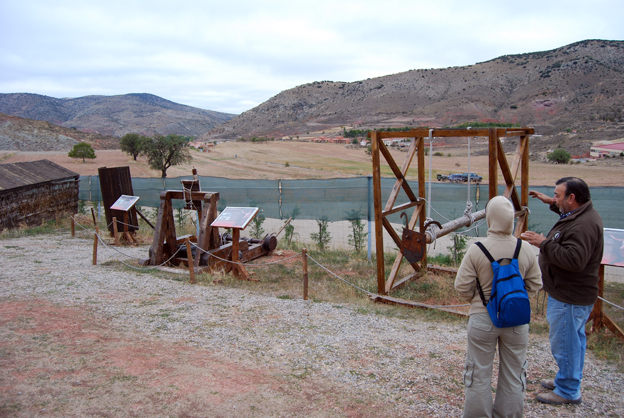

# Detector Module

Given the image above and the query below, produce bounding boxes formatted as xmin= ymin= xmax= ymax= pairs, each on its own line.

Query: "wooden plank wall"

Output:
xmin=98 ymin=166 xmax=139 ymax=234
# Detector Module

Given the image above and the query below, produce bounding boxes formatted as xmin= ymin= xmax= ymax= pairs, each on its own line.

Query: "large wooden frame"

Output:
xmin=370 ymin=127 xmax=534 ymax=296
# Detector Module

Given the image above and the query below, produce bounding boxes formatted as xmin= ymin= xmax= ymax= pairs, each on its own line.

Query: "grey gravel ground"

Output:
xmin=1 ymin=232 xmax=622 ymax=417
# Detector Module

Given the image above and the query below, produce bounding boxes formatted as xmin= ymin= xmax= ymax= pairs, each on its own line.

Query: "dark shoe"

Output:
xmin=536 ymin=391 xmax=582 ymax=405
xmin=540 ymin=379 xmax=555 ymax=390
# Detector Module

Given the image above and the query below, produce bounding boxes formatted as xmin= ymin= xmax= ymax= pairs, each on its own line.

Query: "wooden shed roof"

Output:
xmin=0 ymin=160 xmax=79 ymax=191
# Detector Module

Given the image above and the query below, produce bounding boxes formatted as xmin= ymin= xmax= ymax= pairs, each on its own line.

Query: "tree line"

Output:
xmin=67 ymin=133 xmax=193 ymax=178
xmin=119 ymin=133 xmax=193 ymax=178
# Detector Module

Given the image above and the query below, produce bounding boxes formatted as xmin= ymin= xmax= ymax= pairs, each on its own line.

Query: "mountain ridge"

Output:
xmin=1 ymin=39 xmax=623 ymax=154
xmin=0 ymin=93 xmax=236 ymax=138
xmin=202 ymin=39 xmax=624 ymax=143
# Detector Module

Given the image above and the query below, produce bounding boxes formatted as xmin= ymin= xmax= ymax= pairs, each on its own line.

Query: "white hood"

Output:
xmin=485 ymin=196 xmax=514 ymax=236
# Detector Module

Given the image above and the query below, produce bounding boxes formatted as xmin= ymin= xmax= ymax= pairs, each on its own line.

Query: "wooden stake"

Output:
xmin=231 ymin=228 xmax=251 ymax=280
xmin=274 ymin=217 xmax=292 ymax=238
xmin=302 ymin=248 xmax=308 ymax=300
xmin=91 ymin=207 xmax=97 ymax=228
xmin=113 ymin=217 xmax=120 ymax=246
xmin=71 ymin=215 xmax=75 ymax=237
xmin=186 ymin=238 xmax=195 ymax=284
xmin=93 ymin=226 xmax=99 ymax=265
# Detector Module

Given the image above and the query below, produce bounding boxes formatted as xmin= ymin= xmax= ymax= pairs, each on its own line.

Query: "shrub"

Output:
xmin=310 ymin=217 xmax=331 ymax=251
xmin=547 ymin=148 xmax=571 ymax=164
xmin=250 ymin=214 xmax=266 ymax=239
xmin=345 ymin=210 xmax=367 ymax=252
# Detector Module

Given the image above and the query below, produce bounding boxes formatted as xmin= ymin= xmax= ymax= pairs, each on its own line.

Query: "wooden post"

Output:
xmin=488 ymin=128 xmax=498 ymax=200
xmin=521 ymin=134 xmax=530 ymax=234
xmin=185 ymin=238 xmax=195 ymax=284
xmin=590 ymin=264 xmax=605 ymax=332
xmin=231 ymin=228 xmax=251 ymax=280
xmin=417 ymin=136 xmax=426 ymax=265
xmin=92 ymin=227 xmax=99 ymax=265
xmin=302 ymin=248 xmax=308 ymax=300
xmin=588 ymin=264 xmax=624 ymax=340
xmin=122 ymin=211 xmax=135 ymax=243
xmin=71 ymin=215 xmax=75 ymax=237
xmin=371 ymin=131 xmax=386 ymax=294
xmin=112 ymin=216 xmax=120 ymax=246
xmin=91 ymin=207 xmax=97 ymax=228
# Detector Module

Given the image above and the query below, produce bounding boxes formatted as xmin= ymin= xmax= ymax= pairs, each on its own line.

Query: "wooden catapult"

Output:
xmin=146 ymin=173 xmax=277 ymax=280
xmin=369 ymin=127 xmax=533 ymax=311
xmin=368 ymin=126 xmax=623 ymax=339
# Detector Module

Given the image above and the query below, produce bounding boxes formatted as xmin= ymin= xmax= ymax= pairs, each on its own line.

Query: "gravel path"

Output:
xmin=1 ymin=233 xmax=622 ymax=417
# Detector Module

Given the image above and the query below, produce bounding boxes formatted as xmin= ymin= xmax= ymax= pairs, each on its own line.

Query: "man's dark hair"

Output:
xmin=556 ymin=177 xmax=591 ymax=204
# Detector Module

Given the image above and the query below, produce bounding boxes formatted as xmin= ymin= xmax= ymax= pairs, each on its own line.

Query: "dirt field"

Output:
xmin=1 ymin=235 xmax=622 ymax=418
xmin=1 ymin=141 xmax=623 ymax=186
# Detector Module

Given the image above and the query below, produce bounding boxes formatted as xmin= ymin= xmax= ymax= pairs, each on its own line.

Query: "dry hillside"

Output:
xmin=0 ymin=93 xmax=235 ymax=138
xmin=0 ymin=112 xmax=120 ymax=151
xmin=204 ymin=39 xmax=624 ymax=146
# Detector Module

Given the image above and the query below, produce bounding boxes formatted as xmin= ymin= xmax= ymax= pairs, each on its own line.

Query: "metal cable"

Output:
xmin=189 ymin=242 xmax=300 ymax=266
xmin=598 ymin=296 xmax=624 ymax=311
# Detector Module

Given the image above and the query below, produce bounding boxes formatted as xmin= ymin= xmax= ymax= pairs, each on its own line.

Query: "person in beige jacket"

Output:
xmin=455 ymin=196 xmax=542 ymax=418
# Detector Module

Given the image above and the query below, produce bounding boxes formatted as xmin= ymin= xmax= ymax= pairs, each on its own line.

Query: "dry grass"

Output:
xmin=2 ymin=141 xmax=624 ymax=186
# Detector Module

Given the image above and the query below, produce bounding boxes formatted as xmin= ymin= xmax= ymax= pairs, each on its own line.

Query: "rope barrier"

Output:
xmin=305 ymin=253 xmax=374 ymax=296
xmin=189 ymin=242 xmax=301 ymax=267
xmin=78 ymin=217 xmax=619 ymax=314
xmin=93 ymin=230 xmax=183 ymax=269
xmin=305 ymin=253 xmax=471 ymax=309
xmin=598 ymin=296 xmax=624 ymax=311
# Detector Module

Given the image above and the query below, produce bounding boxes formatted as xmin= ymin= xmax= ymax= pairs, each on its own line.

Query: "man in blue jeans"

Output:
xmin=521 ymin=177 xmax=604 ymax=405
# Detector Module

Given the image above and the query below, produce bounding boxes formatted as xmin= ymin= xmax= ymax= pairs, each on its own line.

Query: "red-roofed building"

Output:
xmin=590 ymin=140 xmax=624 ymax=158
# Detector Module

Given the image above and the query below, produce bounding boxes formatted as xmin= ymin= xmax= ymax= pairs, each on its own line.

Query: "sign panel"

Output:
xmin=211 ymin=207 xmax=259 ymax=229
xmin=110 ymin=195 xmax=140 ymax=212
xmin=603 ymin=228 xmax=624 ymax=267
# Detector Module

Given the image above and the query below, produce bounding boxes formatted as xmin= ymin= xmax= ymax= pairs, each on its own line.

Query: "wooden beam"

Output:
xmin=496 ymin=137 xmax=521 ymax=210
xmin=521 ymin=135 xmax=530 ymax=209
xmin=158 ymin=190 xmax=214 ymax=201
xmin=382 ymin=217 xmax=403 ymax=249
xmin=418 ymin=137 xmax=427 ymax=266
xmin=377 ymin=140 xmax=418 ymax=203
xmin=384 ymin=137 xmax=419 ymax=212
xmin=391 ymin=271 xmax=425 ymax=291
xmin=371 ymin=132 xmax=386 ymax=294
xmin=386 ymin=253 xmax=403 ymax=293
xmin=382 ymin=200 xmax=422 ymax=217
xmin=150 ymin=194 xmax=169 ymax=265
xmin=386 ymin=204 xmax=425 ymax=292
xmin=368 ymin=127 xmax=534 ymax=139
xmin=488 ymin=128 xmax=498 ymax=200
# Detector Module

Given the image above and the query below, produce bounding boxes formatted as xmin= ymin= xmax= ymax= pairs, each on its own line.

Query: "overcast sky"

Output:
xmin=1 ymin=1 xmax=622 ymax=115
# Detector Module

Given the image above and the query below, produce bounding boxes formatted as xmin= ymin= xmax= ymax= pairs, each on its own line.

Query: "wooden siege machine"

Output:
xmin=146 ymin=173 xmax=277 ymax=278
xmin=369 ymin=127 xmax=534 ymax=307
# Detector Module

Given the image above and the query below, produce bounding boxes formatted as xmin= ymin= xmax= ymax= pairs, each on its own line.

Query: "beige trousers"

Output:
xmin=462 ymin=313 xmax=529 ymax=418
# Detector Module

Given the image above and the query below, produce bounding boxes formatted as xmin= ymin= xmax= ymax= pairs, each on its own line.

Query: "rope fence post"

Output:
xmin=185 ymin=237 xmax=195 ymax=284
xmin=113 ymin=217 xmax=120 ymax=246
xmin=71 ymin=215 xmax=75 ymax=237
xmin=92 ymin=227 xmax=99 ymax=265
xmin=302 ymin=248 xmax=308 ymax=300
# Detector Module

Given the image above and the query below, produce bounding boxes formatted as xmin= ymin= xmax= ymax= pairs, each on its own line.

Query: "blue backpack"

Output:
xmin=474 ymin=239 xmax=531 ymax=328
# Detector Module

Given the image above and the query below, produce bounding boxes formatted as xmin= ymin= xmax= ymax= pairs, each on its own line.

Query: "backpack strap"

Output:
xmin=475 ymin=242 xmax=495 ymax=263
xmin=473 ymin=242 xmax=492 ymax=307
xmin=513 ymin=238 xmax=522 ymax=260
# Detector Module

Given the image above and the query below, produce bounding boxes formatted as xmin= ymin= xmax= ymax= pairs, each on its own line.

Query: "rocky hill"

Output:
xmin=0 ymin=93 xmax=235 ymax=138
xmin=203 ymin=39 xmax=624 ymax=147
xmin=0 ymin=112 xmax=120 ymax=151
